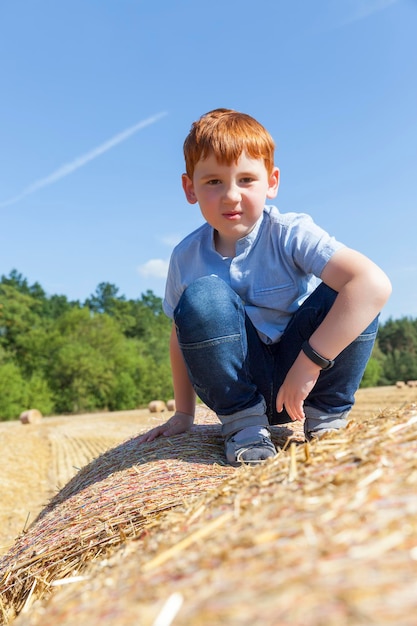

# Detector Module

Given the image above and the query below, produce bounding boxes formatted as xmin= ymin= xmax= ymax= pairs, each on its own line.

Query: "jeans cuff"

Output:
xmin=304 ymin=406 xmax=351 ymax=439
xmin=218 ymin=399 xmax=269 ymax=438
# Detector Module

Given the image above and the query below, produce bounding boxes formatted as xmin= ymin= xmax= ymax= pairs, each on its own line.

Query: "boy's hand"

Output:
xmin=276 ymin=352 xmax=321 ymax=422
xmin=137 ymin=412 xmax=194 ymax=443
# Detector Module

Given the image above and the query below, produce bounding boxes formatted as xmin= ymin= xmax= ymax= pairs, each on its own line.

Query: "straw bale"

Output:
xmin=166 ymin=399 xmax=176 ymax=411
xmin=2 ymin=403 xmax=417 ymax=625
xmin=19 ymin=411 xmax=43 ymax=426
xmin=147 ymin=401 xmax=167 ymax=413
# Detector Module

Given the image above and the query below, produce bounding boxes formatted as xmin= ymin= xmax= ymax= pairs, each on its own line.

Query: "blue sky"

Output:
xmin=0 ymin=0 xmax=416 ymax=322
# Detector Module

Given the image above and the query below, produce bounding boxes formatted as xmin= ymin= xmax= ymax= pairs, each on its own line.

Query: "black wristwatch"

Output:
xmin=301 ymin=340 xmax=335 ymax=370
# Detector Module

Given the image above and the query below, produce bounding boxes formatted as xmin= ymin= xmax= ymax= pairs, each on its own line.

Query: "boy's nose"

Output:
xmin=223 ymin=184 xmax=241 ymax=202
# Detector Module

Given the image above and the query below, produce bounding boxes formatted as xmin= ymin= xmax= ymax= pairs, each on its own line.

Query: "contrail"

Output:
xmin=0 ymin=111 xmax=167 ymax=208
xmin=341 ymin=0 xmax=400 ymax=25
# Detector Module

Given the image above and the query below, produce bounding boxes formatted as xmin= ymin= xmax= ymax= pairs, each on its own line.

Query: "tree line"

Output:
xmin=0 ymin=270 xmax=415 ymax=421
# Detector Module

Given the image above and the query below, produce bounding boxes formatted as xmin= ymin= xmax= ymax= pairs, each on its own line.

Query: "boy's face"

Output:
xmin=182 ymin=151 xmax=279 ymax=254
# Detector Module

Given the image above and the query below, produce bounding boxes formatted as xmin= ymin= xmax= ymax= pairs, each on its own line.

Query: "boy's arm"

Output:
xmin=138 ymin=323 xmax=196 ymax=443
xmin=169 ymin=322 xmax=196 ymax=416
xmin=276 ymin=247 xmax=392 ymax=422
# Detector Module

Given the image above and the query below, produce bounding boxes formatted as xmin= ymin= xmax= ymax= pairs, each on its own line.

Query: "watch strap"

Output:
xmin=301 ymin=340 xmax=335 ymax=370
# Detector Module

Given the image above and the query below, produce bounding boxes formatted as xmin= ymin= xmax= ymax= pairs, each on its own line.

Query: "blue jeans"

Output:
xmin=174 ymin=276 xmax=378 ymax=434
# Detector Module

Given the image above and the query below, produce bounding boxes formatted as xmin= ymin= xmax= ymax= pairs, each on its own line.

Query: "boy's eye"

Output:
xmin=207 ymin=179 xmax=221 ymax=185
xmin=240 ymin=177 xmax=254 ymax=184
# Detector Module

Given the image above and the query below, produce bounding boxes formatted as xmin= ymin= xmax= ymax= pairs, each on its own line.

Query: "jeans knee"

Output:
xmin=186 ymin=275 xmax=230 ymax=299
xmin=174 ymin=276 xmax=238 ymax=326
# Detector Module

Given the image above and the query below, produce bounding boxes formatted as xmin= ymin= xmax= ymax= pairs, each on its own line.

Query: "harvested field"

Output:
xmin=0 ymin=410 xmax=163 ymax=551
xmin=1 ymin=386 xmax=417 ymax=625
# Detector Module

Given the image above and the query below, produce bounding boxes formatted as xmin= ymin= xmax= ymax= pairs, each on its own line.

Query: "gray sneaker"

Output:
xmin=225 ymin=429 xmax=277 ymax=466
xmin=304 ymin=409 xmax=350 ymax=441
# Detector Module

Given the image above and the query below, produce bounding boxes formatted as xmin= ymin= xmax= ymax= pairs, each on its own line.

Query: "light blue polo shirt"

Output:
xmin=163 ymin=205 xmax=345 ymax=344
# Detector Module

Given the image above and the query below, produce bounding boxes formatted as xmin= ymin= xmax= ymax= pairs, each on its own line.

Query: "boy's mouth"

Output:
xmin=223 ymin=212 xmax=242 ymax=220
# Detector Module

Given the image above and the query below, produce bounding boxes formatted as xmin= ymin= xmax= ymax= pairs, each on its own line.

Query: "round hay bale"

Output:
xmin=0 ymin=408 xmax=234 ymax=622
xmin=19 ymin=409 xmax=43 ymax=425
xmin=148 ymin=400 xmax=167 ymax=413
xmin=166 ymin=399 xmax=176 ymax=411
xmin=3 ymin=405 xmax=417 ymax=626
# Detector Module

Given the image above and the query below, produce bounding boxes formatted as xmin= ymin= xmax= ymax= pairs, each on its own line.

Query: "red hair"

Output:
xmin=183 ymin=109 xmax=275 ymax=179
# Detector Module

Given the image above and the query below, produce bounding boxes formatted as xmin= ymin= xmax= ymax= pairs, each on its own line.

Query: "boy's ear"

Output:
xmin=266 ymin=167 xmax=280 ymax=199
xmin=182 ymin=174 xmax=198 ymax=204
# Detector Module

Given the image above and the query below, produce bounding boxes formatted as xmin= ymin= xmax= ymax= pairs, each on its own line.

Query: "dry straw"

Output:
xmin=1 ymin=403 xmax=417 ymax=625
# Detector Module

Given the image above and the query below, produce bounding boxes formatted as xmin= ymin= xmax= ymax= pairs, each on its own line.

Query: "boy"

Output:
xmin=138 ymin=108 xmax=391 ymax=466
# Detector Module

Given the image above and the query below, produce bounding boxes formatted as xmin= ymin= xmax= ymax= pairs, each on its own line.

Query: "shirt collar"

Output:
xmin=209 ymin=209 xmax=265 ymax=255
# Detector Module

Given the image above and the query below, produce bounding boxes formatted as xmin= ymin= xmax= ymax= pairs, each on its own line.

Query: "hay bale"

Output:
xmin=395 ymin=380 xmax=405 ymax=388
xmin=406 ymin=379 xmax=417 ymax=388
xmin=0 ymin=406 xmax=300 ymax=624
xmin=166 ymin=399 xmax=176 ymax=411
xmin=3 ymin=405 xmax=417 ymax=626
xmin=0 ymin=408 xmax=232 ymax=622
xmin=148 ymin=400 xmax=167 ymax=413
xmin=19 ymin=409 xmax=43 ymax=425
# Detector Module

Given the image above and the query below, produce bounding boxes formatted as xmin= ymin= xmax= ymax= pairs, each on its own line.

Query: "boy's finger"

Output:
xmin=163 ymin=426 xmax=177 ymax=436
xmin=138 ymin=427 xmax=162 ymax=443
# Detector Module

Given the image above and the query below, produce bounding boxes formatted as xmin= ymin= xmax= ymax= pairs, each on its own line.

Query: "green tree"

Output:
xmin=85 ymin=282 xmax=124 ymax=315
xmin=25 ymin=374 xmax=55 ymax=416
xmin=360 ymin=357 xmax=382 ymax=388
xmin=0 ymin=274 xmax=175 ymax=419
xmin=48 ymin=309 xmax=117 ymax=412
xmin=47 ymin=308 xmax=161 ymax=413
xmin=377 ymin=317 xmax=417 ymax=383
xmin=0 ymin=362 xmax=27 ymax=420
xmin=1 ymin=269 xmax=32 ymax=294
xmin=0 ymin=284 xmax=42 ymax=355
